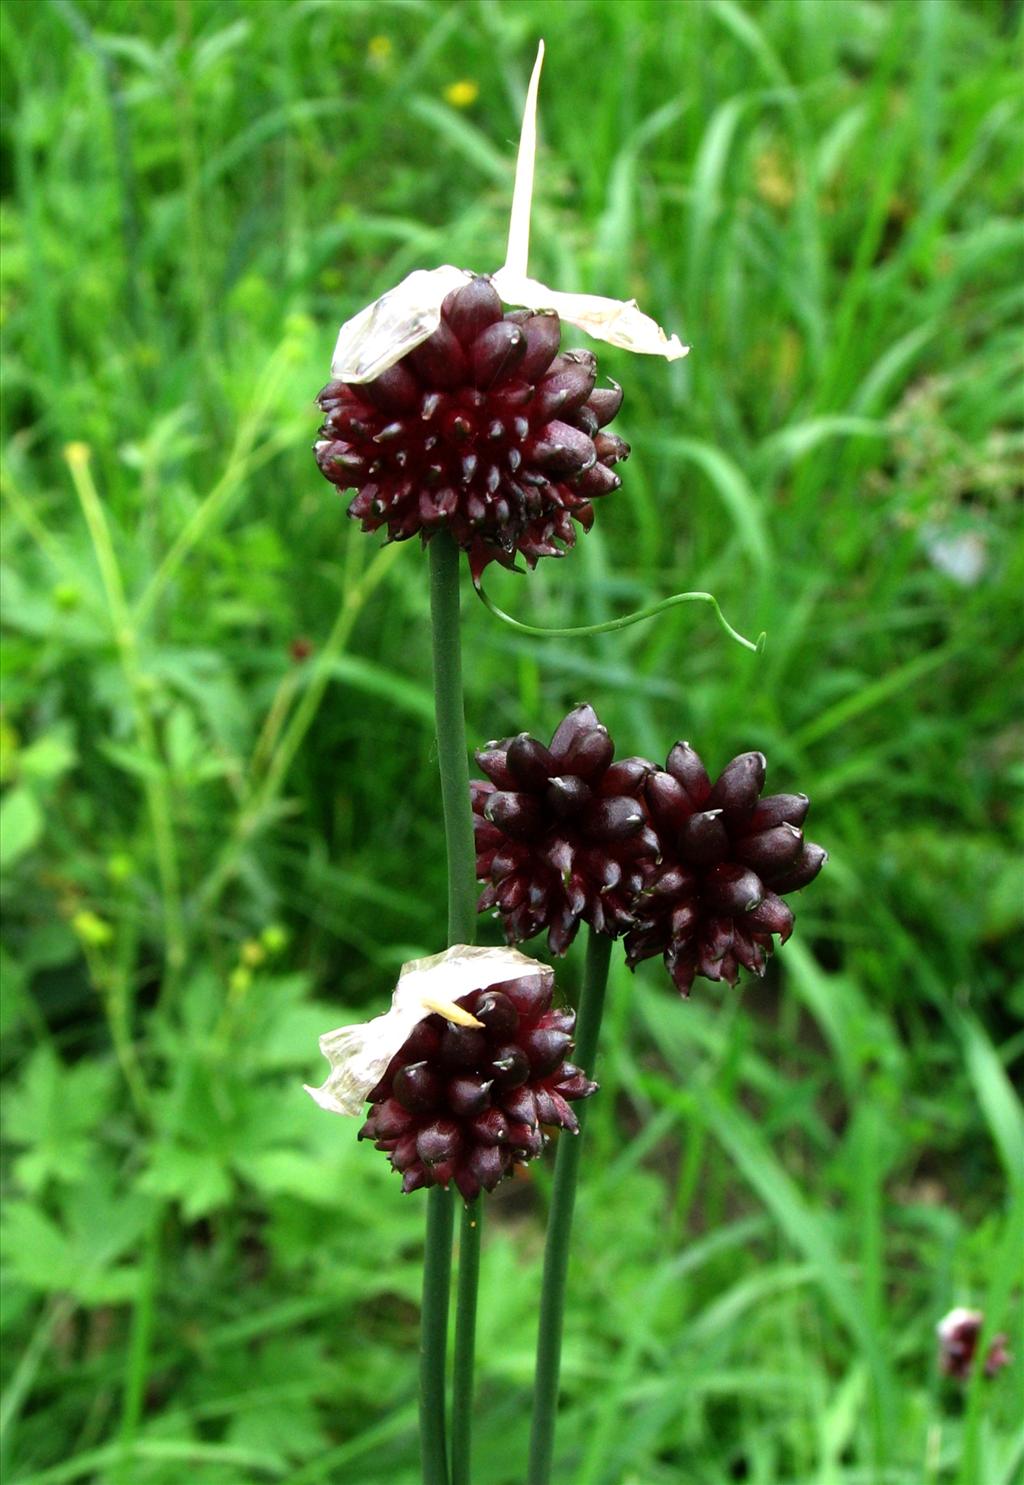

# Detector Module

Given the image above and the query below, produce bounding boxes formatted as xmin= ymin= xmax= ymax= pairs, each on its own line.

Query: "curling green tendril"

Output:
xmin=474 ymin=581 xmax=766 ymax=654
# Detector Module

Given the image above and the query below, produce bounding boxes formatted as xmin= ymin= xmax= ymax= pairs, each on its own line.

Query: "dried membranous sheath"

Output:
xmin=314 ymin=43 xmax=686 ymax=579
xmin=305 ymin=945 xmax=596 ymax=1200
xmin=304 ymin=945 xmax=506 ymax=1116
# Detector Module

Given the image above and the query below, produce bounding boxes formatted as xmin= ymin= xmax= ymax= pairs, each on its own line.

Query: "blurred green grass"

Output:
xmin=1 ymin=0 xmax=1022 ymax=1481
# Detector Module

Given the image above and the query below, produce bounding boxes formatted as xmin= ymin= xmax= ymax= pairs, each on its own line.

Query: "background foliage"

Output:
xmin=2 ymin=0 xmax=1022 ymax=1481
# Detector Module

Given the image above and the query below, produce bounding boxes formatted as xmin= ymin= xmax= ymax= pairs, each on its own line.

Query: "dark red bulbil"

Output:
xmin=315 ymin=277 xmax=629 ymax=578
xmin=624 ymin=743 xmax=827 ymax=996
xmin=472 ymin=704 xmax=658 ymax=955
xmin=937 ymin=1309 xmax=1012 ymax=1381
xmin=359 ymin=967 xmax=596 ymax=1199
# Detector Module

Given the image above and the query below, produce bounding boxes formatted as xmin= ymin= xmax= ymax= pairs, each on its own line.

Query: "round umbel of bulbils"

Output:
xmin=315 ymin=277 xmax=630 ymax=580
xmin=359 ymin=966 xmax=596 ymax=1200
xmin=623 ymin=744 xmax=827 ymax=996
xmin=472 ymin=704 xmax=659 ymax=955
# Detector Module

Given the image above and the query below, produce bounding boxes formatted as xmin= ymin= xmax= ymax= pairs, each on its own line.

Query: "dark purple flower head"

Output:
xmin=937 ymin=1308 xmax=1012 ymax=1381
xmin=315 ymin=47 xmax=685 ymax=576
xmin=359 ymin=963 xmax=596 ymax=1200
xmin=315 ymin=277 xmax=630 ymax=581
xmin=624 ymin=744 xmax=827 ymax=996
xmin=472 ymin=704 xmax=658 ymax=955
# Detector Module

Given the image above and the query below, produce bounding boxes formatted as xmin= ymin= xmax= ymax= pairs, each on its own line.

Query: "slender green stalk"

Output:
xmin=49 ymin=0 xmax=142 ymax=334
xmin=173 ymin=0 xmax=217 ymax=406
xmin=256 ymin=543 xmax=403 ymax=808
xmin=198 ymin=539 xmax=402 ymax=912
xmin=527 ymin=928 xmax=613 ymax=1485
xmin=133 ymin=353 xmax=296 ymax=626
xmin=0 ymin=1298 xmax=72 ymax=1468
xmin=116 ymin=1204 xmax=161 ymax=1485
xmin=422 ymin=530 xmax=479 ymax=1485
xmin=79 ymin=943 xmax=149 ymax=1121
xmin=420 ymin=1186 xmax=456 ymax=1485
xmin=428 ymin=532 xmax=478 ymax=945
xmin=451 ymin=1198 xmax=483 ymax=1485
xmin=67 ymin=445 xmax=186 ymax=988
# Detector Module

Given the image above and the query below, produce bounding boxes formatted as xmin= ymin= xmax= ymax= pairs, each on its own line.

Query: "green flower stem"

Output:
xmin=424 ymin=530 xmax=480 ymax=1485
xmin=451 ymin=1197 xmax=483 ymax=1485
xmin=421 ymin=1186 xmax=456 ymax=1485
xmin=429 ymin=531 xmax=479 ymax=946
xmin=527 ymin=928 xmax=613 ymax=1485
xmin=115 ymin=1203 xmax=161 ymax=1485
xmin=67 ymin=445 xmax=186 ymax=991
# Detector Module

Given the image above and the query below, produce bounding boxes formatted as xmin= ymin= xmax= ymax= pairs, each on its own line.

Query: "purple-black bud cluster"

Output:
xmin=472 ymin=704 xmax=658 ymax=955
xmin=315 ymin=277 xmax=629 ymax=579
xmin=359 ymin=966 xmax=596 ymax=1200
xmin=623 ymin=745 xmax=827 ymax=995
xmin=472 ymin=706 xmax=827 ymax=994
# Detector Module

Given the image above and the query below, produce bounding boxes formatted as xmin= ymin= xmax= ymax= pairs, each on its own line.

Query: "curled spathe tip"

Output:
xmin=330 ymin=41 xmax=687 ymax=385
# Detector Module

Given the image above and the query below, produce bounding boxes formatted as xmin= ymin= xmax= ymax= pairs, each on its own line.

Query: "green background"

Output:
xmin=2 ymin=0 xmax=1022 ymax=1481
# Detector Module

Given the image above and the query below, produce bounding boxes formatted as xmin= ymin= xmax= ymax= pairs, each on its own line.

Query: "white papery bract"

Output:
xmin=304 ymin=944 xmax=547 ymax=1116
xmin=328 ymin=42 xmax=687 ymax=386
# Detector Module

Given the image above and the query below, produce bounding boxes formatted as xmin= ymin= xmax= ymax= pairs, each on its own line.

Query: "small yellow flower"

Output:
xmin=367 ymin=35 xmax=392 ymax=69
xmin=52 ymin=582 xmax=81 ymax=611
xmin=240 ymin=938 xmax=266 ymax=968
xmin=106 ymin=852 xmax=135 ymax=884
xmin=64 ymin=442 xmax=91 ymax=469
xmin=444 ymin=79 xmax=479 ymax=109
xmin=261 ymin=923 xmax=288 ymax=954
xmin=72 ymin=910 xmax=114 ymax=949
xmin=229 ymin=965 xmax=252 ymax=996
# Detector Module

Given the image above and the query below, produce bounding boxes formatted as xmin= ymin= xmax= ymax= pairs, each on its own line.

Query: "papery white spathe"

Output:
xmin=936 ymin=1306 xmax=983 ymax=1342
xmin=304 ymin=944 xmax=550 ymax=1116
xmin=330 ymin=265 xmax=472 ymax=384
xmin=331 ymin=41 xmax=687 ymax=384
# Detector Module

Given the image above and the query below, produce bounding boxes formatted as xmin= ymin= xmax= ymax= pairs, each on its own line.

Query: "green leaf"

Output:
xmin=957 ymin=1013 xmax=1024 ymax=1193
xmin=654 ymin=436 xmax=771 ymax=574
xmin=320 ymin=654 xmax=435 ymax=724
xmin=0 ymin=786 xmax=43 ymax=867
xmin=1 ymin=1205 xmax=68 ymax=1292
xmin=2 ymin=1180 xmax=148 ymax=1305
xmin=142 ymin=1145 xmax=234 ymax=1220
xmin=0 ymin=946 xmax=28 ymax=1036
xmin=702 ymin=1094 xmax=865 ymax=1337
xmin=17 ymin=731 xmax=76 ymax=782
xmin=756 ymin=416 xmax=887 ymax=474
xmin=6 ymin=1048 xmax=116 ymax=1194
xmin=97 ymin=739 xmax=167 ymax=782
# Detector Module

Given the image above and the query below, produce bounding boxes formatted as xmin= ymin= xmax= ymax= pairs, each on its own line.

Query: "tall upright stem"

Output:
xmin=451 ymin=1198 xmax=483 ymax=1485
xmin=420 ymin=1185 xmax=456 ymax=1485
xmin=527 ymin=928 xmax=613 ymax=1485
xmin=428 ymin=531 xmax=478 ymax=947
xmin=422 ymin=530 xmax=479 ymax=1485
